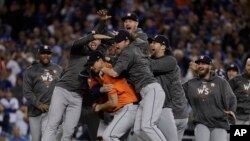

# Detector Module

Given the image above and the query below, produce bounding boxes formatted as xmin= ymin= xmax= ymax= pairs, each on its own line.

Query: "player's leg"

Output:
xmin=194 ymin=124 xmax=210 ymax=141
xmin=41 ymin=112 xmax=49 ymax=135
xmin=103 ymin=104 xmax=138 ymax=141
xmin=140 ymin=82 xmax=166 ymax=141
xmin=175 ymin=118 xmax=188 ymax=141
xmin=41 ymin=112 xmax=63 ymax=140
xmin=81 ymin=106 xmax=100 ymax=140
xmin=158 ymin=108 xmax=178 ymax=141
xmin=133 ymin=99 xmax=146 ymax=140
xmin=210 ymin=128 xmax=228 ymax=141
xmin=42 ymin=87 xmax=68 ymax=141
xmin=61 ymin=91 xmax=82 ymax=141
xmin=29 ymin=115 xmax=42 ymax=141
xmin=98 ymin=112 xmax=113 ymax=138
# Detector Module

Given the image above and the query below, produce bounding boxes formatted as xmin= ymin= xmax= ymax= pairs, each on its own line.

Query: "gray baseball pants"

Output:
xmin=158 ymin=108 xmax=178 ymax=141
xmin=194 ymin=124 xmax=228 ymax=141
xmin=30 ymin=113 xmax=63 ymax=141
xmin=103 ymin=103 xmax=138 ymax=141
xmin=134 ymin=82 xmax=166 ymax=141
xmin=175 ymin=118 xmax=188 ymax=141
xmin=42 ymin=86 xmax=82 ymax=141
xmin=29 ymin=113 xmax=48 ymax=141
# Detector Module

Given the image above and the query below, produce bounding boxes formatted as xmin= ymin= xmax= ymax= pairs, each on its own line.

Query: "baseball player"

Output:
xmin=42 ymin=32 xmax=111 ymax=141
xmin=121 ymin=12 xmax=147 ymax=40
xmin=85 ymin=51 xmax=138 ymax=141
xmin=148 ymin=35 xmax=189 ymax=141
xmin=100 ymin=29 xmax=167 ymax=141
xmin=229 ymin=58 xmax=250 ymax=125
xmin=121 ymin=12 xmax=149 ymax=54
xmin=183 ymin=55 xmax=237 ymax=141
xmin=23 ymin=45 xmax=63 ymax=141
xmin=42 ymin=9 xmax=112 ymax=141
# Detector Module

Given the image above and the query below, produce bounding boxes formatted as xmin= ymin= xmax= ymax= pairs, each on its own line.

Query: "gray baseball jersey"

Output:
xmin=113 ymin=43 xmax=166 ymax=141
xmin=183 ymin=76 xmax=236 ymax=130
xmin=229 ymin=73 xmax=250 ymax=120
xmin=150 ymin=55 xmax=188 ymax=141
xmin=150 ymin=55 xmax=189 ymax=119
xmin=43 ymin=17 xmax=110 ymax=141
xmin=23 ymin=62 xmax=63 ymax=117
xmin=113 ymin=44 xmax=157 ymax=93
xmin=56 ymin=34 xmax=94 ymax=94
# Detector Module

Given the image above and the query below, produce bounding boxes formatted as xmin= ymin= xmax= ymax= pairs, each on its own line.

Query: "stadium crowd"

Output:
xmin=0 ymin=0 xmax=250 ymax=140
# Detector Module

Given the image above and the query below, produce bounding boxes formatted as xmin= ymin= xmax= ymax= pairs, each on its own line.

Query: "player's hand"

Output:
xmin=110 ymin=31 xmax=119 ymax=36
xmin=99 ymin=67 xmax=108 ymax=79
xmin=100 ymin=84 xmax=113 ymax=93
xmin=92 ymin=103 xmax=100 ymax=112
xmin=38 ymin=104 xmax=49 ymax=112
xmin=189 ymin=61 xmax=197 ymax=71
xmin=97 ymin=9 xmax=111 ymax=20
xmin=92 ymin=103 xmax=97 ymax=111
xmin=93 ymin=34 xmax=112 ymax=40
xmin=189 ymin=61 xmax=198 ymax=75
xmin=95 ymin=105 xmax=101 ymax=112
xmin=224 ymin=110 xmax=236 ymax=120
xmin=99 ymin=69 xmax=104 ymax=79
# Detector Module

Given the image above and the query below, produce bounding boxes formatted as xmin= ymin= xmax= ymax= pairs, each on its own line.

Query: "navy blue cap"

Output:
xmin=113 ymin=29 xmax=132 ymax=43
xmin=195 ymin=55 xmax=212 ymax=65
xmin=121 ymin=12 xmax=138 ymax=22
xmin=39 ymin=45 xmax=52 ymax=53
xmin=85 ymin=51 xmax=105 ymax=68
xmin=226 ymin=63 xmax=239 ymax=72
xmin=148 ymin=35 xmax=170 ymax=47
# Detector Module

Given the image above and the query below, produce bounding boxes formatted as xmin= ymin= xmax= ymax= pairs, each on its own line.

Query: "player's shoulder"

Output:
xmin=230 ymin=74 xmax=243 ymax=82
xmin=234 ymin=74 xmax=243 ymax=79
xmin=50 ymin=62 xmax=63 ymax=70
xmin=163 ymin=55 xmax=177 ymax=63
xmin=25 ymin=61 xmax=39 ymax=70
xmin=25 ymin=65 xmax=33 ymax=71
xmin=184 ymin=78 xmax=201 ymax=86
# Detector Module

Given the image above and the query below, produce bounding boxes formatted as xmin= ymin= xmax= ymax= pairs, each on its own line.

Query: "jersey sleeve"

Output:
xmin=113 ymin=50 xmax=132 ymax=76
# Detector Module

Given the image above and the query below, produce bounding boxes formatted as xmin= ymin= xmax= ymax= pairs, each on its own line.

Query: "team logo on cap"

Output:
xmin=211 ymin=83 xmax=215 ymax=87
xmin=44 ymin=45 xmax=48 ymax=49
xmin=127 ymin=13 xmax=131 ymax=16
xmin=200 ymin=56 xmax=204 ymax=59
xmin=230 ymin=64 xmax=235 ymax=67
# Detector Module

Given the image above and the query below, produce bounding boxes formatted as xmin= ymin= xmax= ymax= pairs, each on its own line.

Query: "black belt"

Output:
xmin=133 ymin=102 xmax=139 ymax=105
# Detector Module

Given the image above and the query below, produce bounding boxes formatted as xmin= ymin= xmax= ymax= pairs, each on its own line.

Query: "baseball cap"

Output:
xmin=39 ymin=45 xmax=52 ymax=54
xmin=121 ymin=12 xmax=138 ymax=22
xmin=85 ymin=51 xmax=105 ymax=68
xmin=148 ymin=35 xmax=170 ymax=47
xmin=113 ymin=29 xmax=132 ymax=43
xmin=195 ymin=55 xmax=212 ymax=65
xmin=226 ymin=63 xmax=239 ymax=72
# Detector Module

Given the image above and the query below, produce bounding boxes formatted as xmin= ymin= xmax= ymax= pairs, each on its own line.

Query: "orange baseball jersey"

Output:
xmin=88 ymin=63 xmax=138 ymax=112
